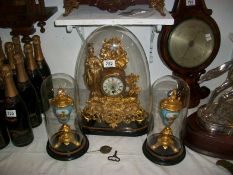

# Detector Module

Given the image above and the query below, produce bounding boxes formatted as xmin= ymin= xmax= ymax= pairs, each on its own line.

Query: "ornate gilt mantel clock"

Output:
xmin=75 ymin=25 xmax=151 ymax=136
xmin=158 ymin=0 xmax=220 ymax=108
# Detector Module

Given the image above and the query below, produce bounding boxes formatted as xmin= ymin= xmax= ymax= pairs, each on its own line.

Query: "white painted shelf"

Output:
xmin=55 ymin=5 xmax=174 ymax=26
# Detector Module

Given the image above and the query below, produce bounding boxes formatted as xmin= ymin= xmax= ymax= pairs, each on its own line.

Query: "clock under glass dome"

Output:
xmin=75 ymin=25 xmax=151 ymax=136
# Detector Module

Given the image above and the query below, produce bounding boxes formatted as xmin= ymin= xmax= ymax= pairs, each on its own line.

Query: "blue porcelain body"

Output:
xmin=53 ymin=105 xmax=73 ymax=124
xmin=160 ymin=109 xmax=179 ymax=126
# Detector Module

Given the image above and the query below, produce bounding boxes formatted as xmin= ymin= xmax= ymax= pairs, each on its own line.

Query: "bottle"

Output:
xmin=0 ymin=99 xmax=10 ymax=149
xmin=32 ymin=35 xmax=51 ymax=80
xmin=2 ymin=64 xmax=34 ymax=146
xmin=0 ymin=37 xmax=7 ymax=64
xmin=14 ymin=54 xmax=42 ymax=128
xmin=0 ymin=104 xmax=10 ymax=149
xmin=24 ymin=43 xmax=44 ymax=112
xmin=0 ymin=61 xmax=10 ymax=149
xmin=5 ymin=42 xmax=17 ymax=82
xmin=12 ymin=35 xmax=26 ymax=64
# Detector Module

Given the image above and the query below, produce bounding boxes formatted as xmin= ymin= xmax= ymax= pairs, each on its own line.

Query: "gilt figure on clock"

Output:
xmin=158 ymin=0 xmax=220 ymax=108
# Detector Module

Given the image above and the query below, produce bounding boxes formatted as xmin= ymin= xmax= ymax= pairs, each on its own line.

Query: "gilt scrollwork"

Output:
xmin=63 ymin=0 xmax=80 ymax=16
xmin=82 ymin=96 xmax=146 ymax=128
xmin=150 ymin=0 xmax=166 ymax=16
xmin=63 ymin=0 xmax=166 ymax=16
xmin=99 ymin=37 xmax=128 ymax=69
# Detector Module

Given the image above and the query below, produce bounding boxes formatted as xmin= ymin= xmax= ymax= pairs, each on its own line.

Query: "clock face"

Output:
xmin=102 ymin=76 xmax=125 ymax=96
xmin=168 ymin=18 xmax=215 ymax=68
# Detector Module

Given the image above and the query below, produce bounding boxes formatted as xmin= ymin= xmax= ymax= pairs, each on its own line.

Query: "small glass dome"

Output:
xmin=41 ymin=73 xmax=89 ymax=161
xmin=75 ymin=25 xmax=151 ymax=136
xmin=143 ymin=75 xmax=190 ymax=165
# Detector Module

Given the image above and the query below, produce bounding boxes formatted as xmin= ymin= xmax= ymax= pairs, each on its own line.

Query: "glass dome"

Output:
xmin=41 ymin=73 xmax=89 ymax=161
xmin=75 ymin=25 xmax=151 ymax=136
xmin=143 ymin=75 xmax=190 ymax=165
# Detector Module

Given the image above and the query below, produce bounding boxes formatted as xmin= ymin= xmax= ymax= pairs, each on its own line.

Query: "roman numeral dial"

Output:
xmin=102 ymin=76 xmax=124 ymax=96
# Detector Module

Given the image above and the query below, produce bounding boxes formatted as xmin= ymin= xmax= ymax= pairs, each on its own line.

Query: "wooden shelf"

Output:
xmin=55 ymin=5 xmax=174 ymax=26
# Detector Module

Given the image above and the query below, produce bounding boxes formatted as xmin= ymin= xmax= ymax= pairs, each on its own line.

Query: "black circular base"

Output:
xmin=142 ymin=139 xmax=186 ymax=166
xmin=82 ymin=126 xmax=148 ymax=137
xmin=46 ymin=135 xmax=89 ymax=161
xmin=82 ymin=121 xmax=148 ymax=137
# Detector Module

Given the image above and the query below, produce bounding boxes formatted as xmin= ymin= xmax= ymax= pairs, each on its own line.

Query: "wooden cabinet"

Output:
xmin=0 ymin=0 xmax=57 ymax=43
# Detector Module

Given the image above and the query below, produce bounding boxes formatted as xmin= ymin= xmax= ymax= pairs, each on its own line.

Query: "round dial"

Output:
xmin=168 ymin=18 xmax=215 ymax=68
xmin=102 ymin=76 xmax=125 ymax=96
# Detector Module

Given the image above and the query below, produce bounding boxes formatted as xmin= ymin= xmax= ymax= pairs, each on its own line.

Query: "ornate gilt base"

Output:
xmin=81 ymin=96 xmax=148 ymax=136
xmin=142 ymin=139 xmax=186 ymax=166
xmin=46 ymin=134 xmax=89 ymax=161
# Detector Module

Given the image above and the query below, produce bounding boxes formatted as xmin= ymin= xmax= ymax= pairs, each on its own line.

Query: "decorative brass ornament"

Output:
xmin=150 ymin=89 xmax=182 ymax=153
xmin=63 ymin=0 xmax=166 ymax=16
xmin=82 ymin=96 xmax=146 ymax=128
xmin=51 ymin=88 xmax=73 ymax=108
xmin=82 ymin=37 xmax=147 ymax=128
xmin=53 ymin=124 xmax=81 ymax=148
xmin=160 ymin=90 xmax=182 ymax=112
xmin=63 ymin=0 xmax=80 ymax=16
xmin=50 ymin=88 xmax=81 ymax=149
xmin=150 ymin=0 xmax=165 ymax=16
xmin=99 ymin=37 xmax=128 ymax=70
xmin=42 ymin=74 xmax=89 ymax=161
xmin=143 ymin=75 xmax=189 ymax=165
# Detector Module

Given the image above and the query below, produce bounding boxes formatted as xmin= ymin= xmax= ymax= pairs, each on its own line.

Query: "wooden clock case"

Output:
xmin=158 ymin=0 xmax=220 ymax=108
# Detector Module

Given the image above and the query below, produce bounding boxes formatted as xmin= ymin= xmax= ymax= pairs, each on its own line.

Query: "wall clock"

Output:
xmin=158 ymin=0 xmax=220 ymax=108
